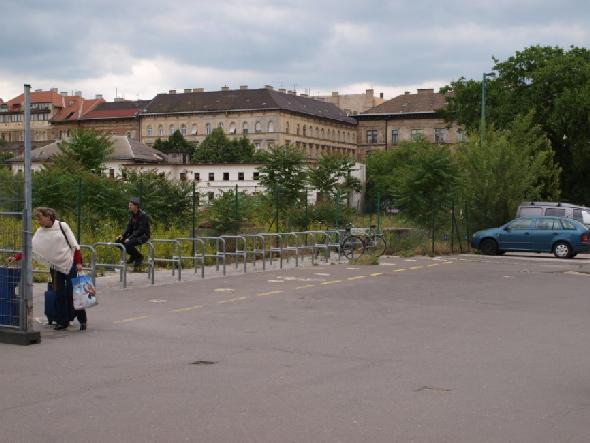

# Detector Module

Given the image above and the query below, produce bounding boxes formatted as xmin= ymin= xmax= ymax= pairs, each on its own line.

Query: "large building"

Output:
xmin=313 ymin=89 xmax=385 ymax=115
xmin=140 ymin=86 xmax=358 ymax=159
xmin=52 ymin=99 xmax=148 ymax=141
xmin=354 ymin=88 xmax=464 ymax=160
xmin=0 ymin=89 xmax=102 ymax=147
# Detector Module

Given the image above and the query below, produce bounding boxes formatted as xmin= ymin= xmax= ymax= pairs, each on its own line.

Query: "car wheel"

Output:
xmin=479 ymin=238 xmax=498 ymax=256
xmin=553 ymin=241 xmax=572 ymax=258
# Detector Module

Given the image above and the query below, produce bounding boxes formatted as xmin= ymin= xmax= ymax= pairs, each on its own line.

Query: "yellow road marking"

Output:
xmin=170 ymin=305 xmax=203 ymax=313
xmin=295 ymin=284 xmax=315 ymax=290
xmin=347 ymin=276 xmax=366 ymax=280
xmin=410 ymin=266 xmax=424 ymax=270
xmin=370 ymin=272 xmax=383 ymax=277
xmin=442 ymin=261 xmax=453 ymax=264
xmin=393 ymin=268 xmax=407 ymax=272
xmin=257 ymin=290 xmax=284 ymax=297
xmin=427 ymin=264 xmax=439 ymax=267
xmin=218 ymin=296 xmax=248 ymax=304
xmin=114 ymin=315 xmax=151 ymax=324
xmin=321 ymin=280 xmax=342 ymax=285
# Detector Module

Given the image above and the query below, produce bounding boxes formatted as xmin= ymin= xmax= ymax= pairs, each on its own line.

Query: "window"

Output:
xmin=223 ymin=172 xmax=229 ymax=181
xmin=194 ymin=172 xmax=200 ymax=181
xmin=561 ymin=219 xmax=577 ymax=230
xmin=253 ymin=172 xmax=260 ymax=180
xmin=366 ymin=130 xmax=378 ymax=144
xmin=242 ymin=121 xmax=248 ymax=134
xmin=169 ymin=124 xmax=175 ymax=135
xmin=411 ymin=129 xmax=424 ymax=141
xmin=208 ymin=192 xmax=215 ymax=202
xmin=391 ymin=129 xmax=399 ymax=145
xmin=545 ymin=208 xmax=566 ymax=217
xmin=321 ymin=128 xmax=325 ymax=138
xmin=208 ymin=172 xmax=214 ymax=181
xmin=206 ymin=123 xmax=212 ymax=135
xmin=285 ymin=121 xmax=289 ymax=134
xmin=573 ymin=209 xmax=583 ymax=223
xmin=238 ymin=172 xmax=244 ymax=181
xmin=434 ymin=128 xmax=446 ymax=143
xmin=109 ymin=169 xmax=115 ymax=178
xmin=229 ymin=122 xmax=236 ymax=134
xmin=508 ymin=219 xmax=532 ymax=230
xmin=535 ymin=219 xmax=560 ymax=230
xmin=158 ymin=125 xmax=164 ymax=136
xmin=255 ymin=121 xmax=262 ymax=133
xmin=180 ymin=172 xmax=187 ymax=181
xmin=147 ymin=125 xmax=153 ymax=136
xmin=218 ymin=122 xmax=224 ymax=131
xmin=267 ymin=121 xmax=274 ymax=133
xmin=457 ymin=129 xmax=465 ymax=142
xmin=303 ymin=125 xmax=307 ymax=136
xmin=296 ymin=124 xmax=300 ymax=135
xmin=315 ymin=127 xmax=319 ymax=138
xmin=191 ymin=124 xmax=198 ymax=135
xmin=254 ymin=142 xmax=261 ymax=151
xmin=180 ymin=124 xmax=187 ymax=135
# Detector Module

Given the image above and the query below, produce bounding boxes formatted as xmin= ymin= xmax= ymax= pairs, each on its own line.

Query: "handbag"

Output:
xmin=71 ymin=274 xmax=98 ymax=310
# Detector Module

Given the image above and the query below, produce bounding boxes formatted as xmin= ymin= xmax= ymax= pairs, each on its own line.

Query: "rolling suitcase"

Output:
xmin=44 ymin=282 xmax=57 ymax=325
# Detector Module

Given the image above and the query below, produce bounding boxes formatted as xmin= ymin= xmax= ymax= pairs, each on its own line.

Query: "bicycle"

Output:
xmin=360 ymin=225 xmax=387 ymax=257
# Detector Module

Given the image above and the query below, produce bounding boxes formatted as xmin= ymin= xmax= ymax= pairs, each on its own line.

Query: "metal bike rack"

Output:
xmin=94 ymin=242 xmax=127 ymax=288
xmin=303 ymin=231 xmax=330 ymax=264
xmin=243 ymin=234 xmax=266 ymax=270
xmin=260 ymin=233 xmax=283 ymax=268
xmin=221 ymin=235 xmax=247 ymax=273
xmin=279 ymin=232 xmax=299 ymax=267
xmin=79 ymin=244 xmax=97 ymax=284
xmin=176 ymin=237 xmax=206 ymax=279
xmin=324 ymin=230 xmax=343 ymax=262
xmin=198 ymin=237 xmax=227 ymax=276
xmin=147 ymin=239 xmax=181 ymax=285
xmin=292 ymin=232 xmax=316 ymax=265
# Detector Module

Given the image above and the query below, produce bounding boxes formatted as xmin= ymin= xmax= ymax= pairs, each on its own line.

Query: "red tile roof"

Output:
xmin=362 ymin=89 xmax=448 ymax=115
xmin=51 ymin=97 xmax=104 ymax=122
xmin=81 ymin=100 xmax=149 ymax=120
xmin=7 ymin=91 xmax=66 ymax=111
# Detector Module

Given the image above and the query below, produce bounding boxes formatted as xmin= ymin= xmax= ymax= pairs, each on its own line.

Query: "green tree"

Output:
xmin=307 ymin=154 xmax=360 ymax=201
xmin=55 ymin=129 xmax=113 ymax=171
xmin=153 ymin=130 xmax=195 ymax=163
xmin=441 ymin=45 xmax=590 ymax=203
xmin=457 ymin=114 xmax=561 ymax=231
xmin=192 ymin=128 xmax=258 ymax=163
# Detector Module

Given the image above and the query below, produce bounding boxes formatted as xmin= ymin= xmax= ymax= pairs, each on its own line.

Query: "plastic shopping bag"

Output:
xmin=71 ymin=274 xmax=98 ymax=310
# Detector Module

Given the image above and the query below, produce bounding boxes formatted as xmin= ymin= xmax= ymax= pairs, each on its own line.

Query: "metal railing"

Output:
xmin=260 ymin=233 xmax=283 ymax=268
xmin=279 ymin=232 xmax=299 ymax=267
xmin=176 ymin=237 xmax=206 ymax=279
xmin=94 ymin=242 xmax=127 ymax=288
xmin=243 ymin=234 xmax=266 ymax=270
xmin=220 ymin=235 xmax=247 ymax=273
xmin=147 ymin=239 xmax=181 ymax=285
xmin=198 ymin=237 xmax=227 ymax=276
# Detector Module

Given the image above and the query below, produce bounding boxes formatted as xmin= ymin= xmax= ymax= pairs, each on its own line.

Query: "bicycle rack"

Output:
xmin=221 ymin=235 xmax=247 ymax=273
xmin=242 ymin=234 xmax=266 ymax=270
xmin=147 ymin=239 xmax=181 ymax=285
xmin=324 ymin=230 xmax=343 ymax=262
xmin=176 ymin=237 xmax=206 ymax=279
xmin=279 ymin=232 xmax=299 ymax=267
xmin=198 ymin=237 xmax=227 ymax=276
xmin=94 ymin=242 xmax=127 ymax=288
xmin=303 ymin=231 xmax=330 ymax=263
xmin=260 ymin=233 xmax=283 ymax=268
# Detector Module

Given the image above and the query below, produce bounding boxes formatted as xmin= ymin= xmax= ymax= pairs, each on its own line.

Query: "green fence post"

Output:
xmin=376 ymin=192 xmax=381 ymax=233
xmin=304 ymin=188 xmax=309 ymax=231
xmin=451 ymin=199 xmax=455 ymax=254
xmin=336 ymin=189 xmax=341 ymax=228
xmin=431 ymin=200 xmax=436 ymax=256
xmin=275 ymin=186 xmax=279 ymax=233
xmin=76 ymin=175 xmax=82 ymax=243
xmin=192 ymin=181 xmax=197 ymax=255
xmin=234 ymin=184 xmax=239 ymax=233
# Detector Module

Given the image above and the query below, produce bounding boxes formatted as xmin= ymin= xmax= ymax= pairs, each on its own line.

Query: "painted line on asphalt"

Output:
xmin=170 ymin=305 xmax=203 ymax=313
xmin=409 ymin=266 xmax=424 ymax=270
xmin=347 ymin=276 xmax=366 ymax=281
xmin=218 ymin=296 xmax=248 ymax=304
xmin=114 ymin=315 xmax=152 ymax=324
xmin=565 ymin=271 xmax=590 ymax=277
xmin=393 ymin=268 xmax=407 ymax=272
xmin=427 ymin=264 xmax=439 ymax=267
xmin=295 ymin=284 xmax=316 ymax=290
xmin=257 ymin=290 xmax=284 ymax=297
xmin=321 ymin=280 xmax=342 ymax=285
xmin=370 ymin=272 xmax=383 ymax=277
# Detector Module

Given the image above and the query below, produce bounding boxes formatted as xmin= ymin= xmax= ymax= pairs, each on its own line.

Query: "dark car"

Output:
xmin=471 ymin=216 xmax=590 ymax=258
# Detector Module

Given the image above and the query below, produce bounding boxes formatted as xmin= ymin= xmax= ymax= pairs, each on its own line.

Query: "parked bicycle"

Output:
xmin=324 ymin=224 xmax=387 ymax=259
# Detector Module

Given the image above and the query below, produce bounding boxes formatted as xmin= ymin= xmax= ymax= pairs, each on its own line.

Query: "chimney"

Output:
xmin=114 ymin=97 xmax=126 ymax=102
xmin=184 ymin=88 xmax=191 ymax=93
xmin=264 ymin=85 xmax=274 ymax=90
xmin=95 ymin=94 xmax=103 ymax=99
xmin=404 ymin=91 xmax=410 ymax=95
xmin=239 ymin=85 xmax=248 ymax=90
xmin=417 ymin=88 xmax=434 ymax=94
xmin=60 ymin=91 xmax=67 ymax=97
xmin=366 ymin=89 xmax=374 ymax=96
xmin=380 ymin=92 xmax=384 ymax=99
xmin=331 ymin=91 xmax=338 ymax=97
xmin=221 ymin=86 xmax=230 ymax=91
xmin=193 ymin=88 xmax=204 ymax=93
xmin=169 ymin=89 xmax=176 ymax=94
xmin=300 ymin=93 xmax=308 ymax=97
xmin=75 ymin=91 xmax=82 ymax=97
xmin=34 ymin=89 xmax=42 ymax=92
xmin=50 ymin=88 xmax=58 ymax=93
xmin=278 ymin=88 xmax=286 ymax=93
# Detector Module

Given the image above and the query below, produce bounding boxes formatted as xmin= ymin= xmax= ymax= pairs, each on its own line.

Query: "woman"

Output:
xmin=10 ymin=207 xmax=87 ymax=331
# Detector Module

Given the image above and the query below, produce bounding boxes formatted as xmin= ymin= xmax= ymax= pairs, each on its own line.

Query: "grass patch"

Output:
xmin=348 ymin=254 xmax=380 ymax=265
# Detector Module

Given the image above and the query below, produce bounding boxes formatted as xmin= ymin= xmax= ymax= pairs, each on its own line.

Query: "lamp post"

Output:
xmin=480 ymin=72 xmax=496 ymax=145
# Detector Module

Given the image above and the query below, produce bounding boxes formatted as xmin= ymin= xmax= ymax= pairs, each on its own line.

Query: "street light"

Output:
xmin=480 ymin=72 xmax=496 ymax=145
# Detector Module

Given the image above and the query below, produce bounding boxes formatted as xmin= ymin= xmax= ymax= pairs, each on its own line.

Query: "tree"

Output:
xmin=307 ymin=154 xmax=360 ymax=201
xmin=457 ymin=114 xmax=561 ymax=231
xmin=192 ymin=128 xmax=259 ymax=163
xmin=55 ymin=129 xmax=113 ymax=171
xmin=441 ymin=45 xmax=590 ymax=203
xmin=153 ymin=130 xmax=195 ymax=163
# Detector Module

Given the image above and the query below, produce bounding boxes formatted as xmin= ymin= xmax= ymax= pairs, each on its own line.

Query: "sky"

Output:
xmin=1 ymin=0 xmax=589 ymax=102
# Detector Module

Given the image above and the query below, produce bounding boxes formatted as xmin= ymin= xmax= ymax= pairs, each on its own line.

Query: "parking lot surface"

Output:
xmin=2 ymin=253 xmax=590 ymax=442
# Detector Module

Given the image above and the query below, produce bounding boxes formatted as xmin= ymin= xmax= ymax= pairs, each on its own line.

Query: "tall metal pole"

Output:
xmin=480 ymin=72 xmax=495 ymax=145
xmin=234 ymin=184 xmax=239 ymax=233
xmin=191 ymin=181 xmax=196 ymax=256
xmin=22 ymin=85 xmax=33 ymax=333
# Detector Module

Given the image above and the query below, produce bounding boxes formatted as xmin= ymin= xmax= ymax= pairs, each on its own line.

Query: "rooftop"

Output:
xmin=361 ymin=89 xmax=448 ymax=115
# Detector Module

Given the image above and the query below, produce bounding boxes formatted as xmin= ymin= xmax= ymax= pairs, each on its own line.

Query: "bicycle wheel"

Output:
xmin=366 ymin=236 xmax=387 ymax=256
xmin=342 ymin=235 xmax=365 ymax=259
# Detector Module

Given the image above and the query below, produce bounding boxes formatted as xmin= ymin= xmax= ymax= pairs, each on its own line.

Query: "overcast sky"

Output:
xmin=1 ymin=0 xmax=588 ymax=101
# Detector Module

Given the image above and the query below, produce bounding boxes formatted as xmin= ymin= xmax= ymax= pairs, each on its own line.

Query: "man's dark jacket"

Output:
xmin=122 ymin=209 xmax=150 ymax=244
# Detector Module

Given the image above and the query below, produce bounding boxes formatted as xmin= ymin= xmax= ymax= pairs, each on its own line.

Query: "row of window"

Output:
xmin=366 ymin=128 xmax=465 ymax=144
xmin=145 ymin=120 xmax=355 ymax=143
xmin=179 ymin=171 xmax=260 ymax=182
xmin=0 ymin=113 xmax=50 ymax=123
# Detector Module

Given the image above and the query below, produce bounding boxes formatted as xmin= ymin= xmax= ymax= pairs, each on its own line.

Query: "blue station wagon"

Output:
xmin=471 ymin=216 xmax=590 ymax=258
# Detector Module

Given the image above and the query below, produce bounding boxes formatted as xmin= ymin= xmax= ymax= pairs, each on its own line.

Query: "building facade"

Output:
xmin=354 ymin=88 xmax=464 ymax=161
xmin=140 ymin=86 xmax=358 ymax=160
xmin=313 ymin=89 xmax=385 ymax=115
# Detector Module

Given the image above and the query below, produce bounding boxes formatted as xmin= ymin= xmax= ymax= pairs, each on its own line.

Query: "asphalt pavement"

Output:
xmin=2 ymin=253 xmax=590 ymax=442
